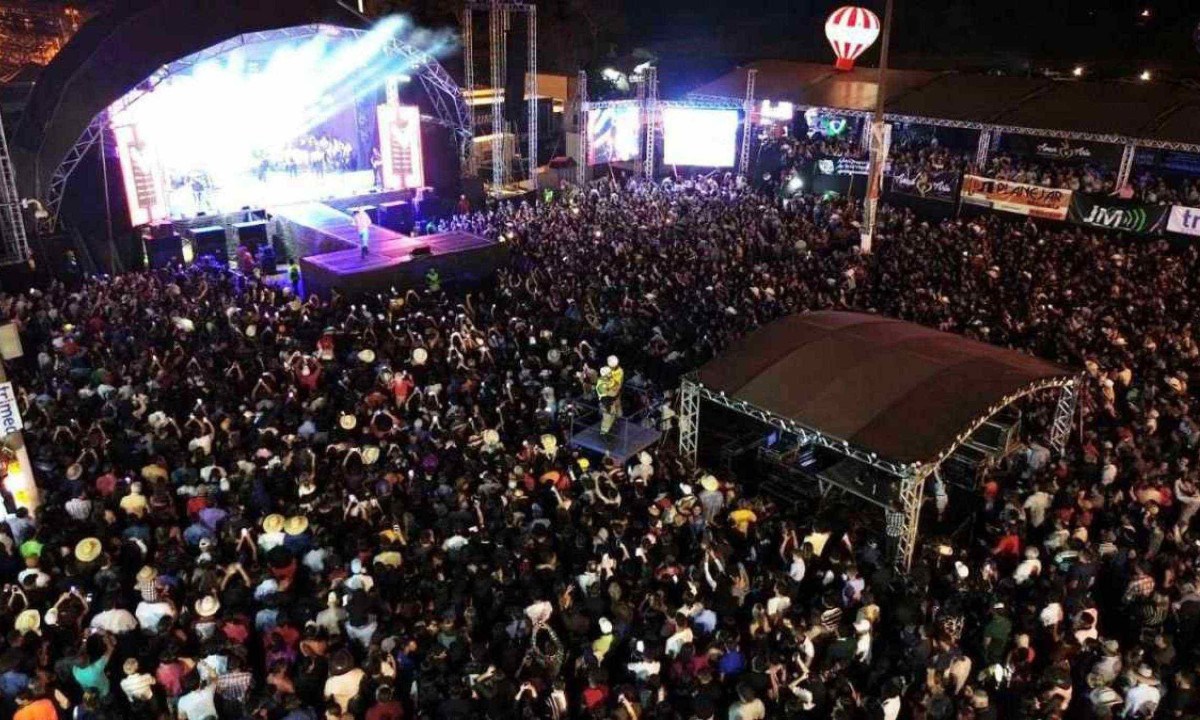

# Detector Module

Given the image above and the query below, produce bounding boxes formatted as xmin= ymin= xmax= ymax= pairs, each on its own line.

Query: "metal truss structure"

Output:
xmin=688 ymin=92 xmax=1200 ymax=154
xmin=43 ymin=24 xmax=473 ymax=229
xmin=975 ymin=130 xmax=992 ymax=167
xmin=643 ymin=66 xmax=658 ymax=179
xmin=576 ymin=70 xmax=588 ymax=185
xmin=1049 ymin=378 xmax=1082 ymax=455
xmin=0 ymin=109 xmax=31 ymax=266
xmin=678 ymin=371 xmax=1082 ymax=571
xmin=468 ymin=1 xmax=537 ymax=190
xmin=1116 ymin=143 xmax=1137 ymax=189
xmin=461 ymin=7 xmax=476 ymax=175
xmin=738 ymin=68 xmax=757 ymax=177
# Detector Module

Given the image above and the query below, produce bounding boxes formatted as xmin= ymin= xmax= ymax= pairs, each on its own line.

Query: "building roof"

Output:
xmin=694 ymin=311 xmax=1075 ymax=466
xmin=689 ymin=60 xmax=1200 ymax=149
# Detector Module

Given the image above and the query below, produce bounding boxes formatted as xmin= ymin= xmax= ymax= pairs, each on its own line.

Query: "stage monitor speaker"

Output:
xmin=190 ymin=225 xmax=227 ymax=263
xmin=233 ymin=220 xmax=268 ymax=252
xmin=147 ymin=221 xmax=176 ymax=240
xmin=379 ymin=201 xmax=414 ymax=233
xmin=145 ymin=234 xmax=184 ymax=270
xmin=409 ymin=245 xmax=433 ymax=258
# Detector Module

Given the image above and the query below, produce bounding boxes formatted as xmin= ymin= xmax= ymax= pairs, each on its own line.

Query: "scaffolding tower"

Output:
xmin=466 ymin=1 xmax=538 ymax=191
xmin=0 ymin=109 xmax=31 ymax=266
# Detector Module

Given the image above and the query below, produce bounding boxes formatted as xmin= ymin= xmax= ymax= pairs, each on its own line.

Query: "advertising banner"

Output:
xmin=0 ymin=382 xmax=22 ymax=437
xmin=1168 ymin=205 xmax=1200 ymax=237
xmin=1069 ymin=195 xmax=1168 ymax=235
xmin=377 ymin=104 xmax=425 ymax=190
xmin=887 ymin=170 xmax=959 ymax=203
xmin=961 ymin=175 xmax=1072 ymax=220
xmin=112 ymin=124 xmax=169 ymax=227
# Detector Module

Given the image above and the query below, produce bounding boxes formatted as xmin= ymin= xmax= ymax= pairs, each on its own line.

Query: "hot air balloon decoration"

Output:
xmin=825 ymin=6 xmax=881 ymax=71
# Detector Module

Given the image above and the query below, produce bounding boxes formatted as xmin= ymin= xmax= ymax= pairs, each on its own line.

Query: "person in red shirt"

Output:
xmin=580 ymin=671 xmax=608 ymax=712
xmin=366 ymin=686 xmax=404 ymax=720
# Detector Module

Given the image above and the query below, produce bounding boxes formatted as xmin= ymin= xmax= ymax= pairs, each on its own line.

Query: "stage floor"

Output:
xmin=285 ymin=202 xmax=506 ymax=295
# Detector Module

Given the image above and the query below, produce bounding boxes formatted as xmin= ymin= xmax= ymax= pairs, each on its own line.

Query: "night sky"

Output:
xmin=626 ymin=0 xmax=1200 ymax=85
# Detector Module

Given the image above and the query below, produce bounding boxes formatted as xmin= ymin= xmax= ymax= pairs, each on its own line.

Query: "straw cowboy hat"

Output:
xmin=357 ymin=349 xmax=377 ymax=364
xmin=540 ymin=434 xmax=558 ymax=454
xmin=482 ymin=429 xmax=500 ymax=446
xmin=361 ymin=446 xmax=381 ymax=465
xmin=75 ymin=537 xmax=102 ymax=563
xmin=284 ymin=516 xmax=309 ymax=535
xmin=700 ymin=475 xmax=720 ymax=493
xmin=136 ymin=565 xmax=156 ymax=583
xmin=66 ymin=463 xmax=84 ymax=481
xmin=194 ymin=596 xmax=221 ymax=618
xmin=262 ymin=514 xmax=286 ymax=534
xmin=339 ymin=414 xmax=358 ymax=431
xmin=412 ymin=347 xmax=429 ymax=366
xmin=14 ymin=609 xmax=40 ymax=635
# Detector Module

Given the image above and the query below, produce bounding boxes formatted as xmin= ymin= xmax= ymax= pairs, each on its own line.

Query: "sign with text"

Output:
xmin=1168 ymin=205 xmax=1200 ymax=237
xmin=961 ymin=175 xmax=1072 ymax=220
xmin=888 ymin=169 xmax=959 ymax=203
xmin=1069 ymin=195 xmax=1168 ymax=235
xmin=0 ymin=382 xmax=23 ymax=437
xmin=376 ymin=104 xmax=425 ymax=190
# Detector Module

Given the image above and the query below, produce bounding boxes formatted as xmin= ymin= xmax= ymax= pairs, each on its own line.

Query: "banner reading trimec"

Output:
xmin=961 ymin=175 xmax=1073 ymax=221
xmin=0 ymin=382 xmax=22 ymax=436
xmin=1168 ymin=205 xmax=1200 ymax=238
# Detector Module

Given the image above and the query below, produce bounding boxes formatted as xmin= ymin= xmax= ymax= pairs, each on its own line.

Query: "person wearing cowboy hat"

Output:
xmin=595 ymin=355 xmax=624 ymax=437
xmin=119 ymin=657 xmax=157 ymax=704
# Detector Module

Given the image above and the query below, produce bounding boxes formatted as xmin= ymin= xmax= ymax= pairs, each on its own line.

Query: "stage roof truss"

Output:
xmin=41 ymin=23 xmax=472 ymax=229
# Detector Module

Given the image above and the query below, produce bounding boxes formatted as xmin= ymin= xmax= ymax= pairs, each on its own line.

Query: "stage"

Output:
xmin=288 ymin=203 xmax=505 ymax=295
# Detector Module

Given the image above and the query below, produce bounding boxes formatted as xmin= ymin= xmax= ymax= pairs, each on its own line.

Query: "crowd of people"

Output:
xmin=0 ymin=172 xmax=1199 ymax=720
xmin=767 ymin=129 xmax=1200 ymax=206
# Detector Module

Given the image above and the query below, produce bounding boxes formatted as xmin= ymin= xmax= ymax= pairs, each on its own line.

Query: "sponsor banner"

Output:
xmin=961 ymin=175 xmax=1072 ymax=220
xmin=816 ymin=157 xmax=891 ymax=176
xmin=887 ymin=170 xmax=959 ymax=203
xmin=0 ymin=382 xmax=22 ymax=437
xmin=999 ymin=134 xmax=1122 ymax=165
xmin=1069 ymin=195 xmax=1168 ymax=235
xmin=1168 ymin=205 xmax=1200 ymax=237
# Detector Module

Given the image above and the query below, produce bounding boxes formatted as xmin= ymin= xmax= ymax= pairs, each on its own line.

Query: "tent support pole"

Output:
xmin=678 ymin=377 xmax=700 ymax=466
xmin=1049 ymin=378 xmax=1080 ymax=456
xmin=894 ymin=466 xmax=928 ymax=572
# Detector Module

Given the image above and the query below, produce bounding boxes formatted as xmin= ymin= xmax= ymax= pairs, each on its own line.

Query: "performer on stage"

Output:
xmin=354 ymin=208 xmax=372 ymax=258
xmin=596 ymin=355 xmax=624 ymax=437
xmin=371 ymin=148 xmax=384 ymax=189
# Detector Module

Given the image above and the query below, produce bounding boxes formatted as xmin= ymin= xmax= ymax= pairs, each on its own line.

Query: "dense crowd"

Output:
xmin=0 ymin=174 xmax=1199 ymax=720
xmin=768 ymin=131 xmax=1200 ymax=206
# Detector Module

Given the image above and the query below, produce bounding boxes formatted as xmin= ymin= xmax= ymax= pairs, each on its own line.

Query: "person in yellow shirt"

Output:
xmin=729 ymin=501 xmax=758 ymax=535
xmin=119 ymin=482 xmax=149 ymax=519
xmin=597 ymin=356 xmax=624 ymax=436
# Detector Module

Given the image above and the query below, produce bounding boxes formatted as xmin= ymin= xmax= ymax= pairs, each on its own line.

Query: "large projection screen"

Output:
xmin=662 ymin=108 xmax=739 ymax=167
xmin=587 ymin=104 xmax=641 ymax=165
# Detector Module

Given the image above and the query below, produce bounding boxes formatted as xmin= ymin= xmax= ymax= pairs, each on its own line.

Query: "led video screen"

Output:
xmin=586 ymin=104 xmax=641 ymax=165
xmin=661 ymin=108 xmax=739 ymax=168
xmin=377 ymin=104 xmax=425 ymax=190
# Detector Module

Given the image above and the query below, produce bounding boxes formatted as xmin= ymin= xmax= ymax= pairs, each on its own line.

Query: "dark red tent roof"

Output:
xmin=695 ymin=311 xmax=1075 ymax=465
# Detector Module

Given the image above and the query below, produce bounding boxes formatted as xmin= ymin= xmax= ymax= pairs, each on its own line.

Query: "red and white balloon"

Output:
xmin=825 ymin=5 xmax=881 ymax=71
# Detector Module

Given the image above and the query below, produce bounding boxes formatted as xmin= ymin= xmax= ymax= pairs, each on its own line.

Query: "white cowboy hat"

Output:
xmin=194 ymin=596 xmax=221 ymax=618
xmin=362 ymin=446 xmax=381 ymax=465
xmin=339 ymin=414 xmax=358 ymax=431
xmin=357 ymin=349 xmax=377 ymax=364
xmin=14 ymin=609 xmax=41 ymax=634
xmin=412 ymin=348 xmax=428 ymax=366
xmin=606 ymin=355 xmax=619 ymax=368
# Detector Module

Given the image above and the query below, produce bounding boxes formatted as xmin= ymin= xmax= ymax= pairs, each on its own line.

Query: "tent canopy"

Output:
xmin=694 ymin=312 xmax=1074 ymax=465
xmin=689 ymin=60 xmax=1200 ymax=147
